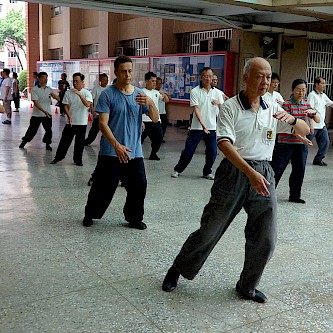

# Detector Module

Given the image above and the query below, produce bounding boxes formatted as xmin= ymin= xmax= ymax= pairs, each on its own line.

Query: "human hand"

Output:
xmin=273 ymin=110 xmax=295 ymax=124
xmin=211 ymin=99 xmax=220 ymax=106
xmin=248 ymin=170 xmax=270 ymax=197
xmin=114 ymin=142 xmax=132 ymax=163
xmin=136 ymin=93 xmax=150 ymax=106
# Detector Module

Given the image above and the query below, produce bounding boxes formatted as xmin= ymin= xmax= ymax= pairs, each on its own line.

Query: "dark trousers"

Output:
xmin=160 ymin=114 xmax=168 ymax=137
xmin=85 ymin=156 xmax=147 ymax=223
xmin=174 ymin=159 xmax=277 ymax=296
xmin=22 ymin=116 xmax=52 ymax=144
xmin=12 ymin=94 xmax=20 ymax=109
xmin=85 ymin=117 xmax=100 ymax=145
xmin=141 ymin=121 xmax=163 ymax=155
xmin=174 ymin=129 xmax=217 ymax=176
xmin=55 ymin=124 xmax=87 ymax=163
xmin=270 ymin=142 xmax=308 ymax=199
xmin=307 ymin=127 xmax=329 ymax=162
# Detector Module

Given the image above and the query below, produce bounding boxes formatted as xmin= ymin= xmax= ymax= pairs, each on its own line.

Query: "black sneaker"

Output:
xmin=128 ymin=221 xmax=147 ymax=230
xmin=289 ymin=197 xmax=306 ymax=204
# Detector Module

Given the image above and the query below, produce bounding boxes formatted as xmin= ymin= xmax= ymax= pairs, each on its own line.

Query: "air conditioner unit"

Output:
xmin=199 ymin=38 xmax=230 ymax=52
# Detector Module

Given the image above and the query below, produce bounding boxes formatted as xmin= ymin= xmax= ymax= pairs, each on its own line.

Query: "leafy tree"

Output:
xmin=18 ymin=69 xmax=27 ymax=92
xmin=0 ymin=9 xmax=26 ymax=70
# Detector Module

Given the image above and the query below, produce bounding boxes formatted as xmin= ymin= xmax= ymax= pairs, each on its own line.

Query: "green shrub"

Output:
xmin=18 ymin=69 xmax=27 ymax=92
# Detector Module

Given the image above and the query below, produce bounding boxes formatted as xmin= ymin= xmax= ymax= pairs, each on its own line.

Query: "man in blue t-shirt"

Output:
xmin=83 ymin=55 xmax=159 ymax=229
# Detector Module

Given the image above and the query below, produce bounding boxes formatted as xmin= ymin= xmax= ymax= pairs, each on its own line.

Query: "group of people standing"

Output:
xmin=14 ymin=55 xmax=332 ymax=304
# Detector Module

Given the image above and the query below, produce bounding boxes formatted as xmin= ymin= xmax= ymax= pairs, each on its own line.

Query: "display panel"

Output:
xmin=150 ymin=54 xmax=226 ymax=101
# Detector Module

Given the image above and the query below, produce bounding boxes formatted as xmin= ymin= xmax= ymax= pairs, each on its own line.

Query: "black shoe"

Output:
xmin=19 ymin=141 xmax=26 ymax=149
xmin=162 ymin=266 xmax=180 ymax=292
xmin=50 ymin=159 xmax=59 ymax=164
xmin=149 ymin=154 xmax=160 ymax=161
xmin=162 ymin=140 xmax=166 ymax=143
xmin=46 ymin=144 xmax=52 ymax=151
xmin=2 ymin=120 xmax=11 ymax=124
xmin=236 ymin=281 xmax=268 ymax=303
xmin=313 ymin=160 xmax=327 ymax=166
xmin=87 ymin=177 xmax=93 ymax=186
xmin=84 ymin=140 xmax=90 ymax=146
xmin=83 ymin=217 xmax=93 ymax=227
xmin=289 ymin=197 xmax=306 ymax=204
xmin=128 ymin=221 xmax=147 ymax=230
xmin=75 ymin=161 xmax=83 ymax=166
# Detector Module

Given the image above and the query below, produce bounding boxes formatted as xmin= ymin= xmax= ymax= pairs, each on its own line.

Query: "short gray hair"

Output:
xmin=243 ymin=58 xmax=253 ymax=76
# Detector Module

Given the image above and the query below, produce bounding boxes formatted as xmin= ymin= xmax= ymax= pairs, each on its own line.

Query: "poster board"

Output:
xmin=150 ymin=53 xmax=230 ymax=101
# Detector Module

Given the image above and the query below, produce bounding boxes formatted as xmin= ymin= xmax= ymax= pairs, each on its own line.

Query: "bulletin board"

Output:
xmin=150 ymin=52 xmax=235 ymax=102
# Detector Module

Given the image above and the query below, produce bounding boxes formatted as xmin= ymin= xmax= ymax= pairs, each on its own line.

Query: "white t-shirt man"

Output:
xmin=0 ymin=77 xmax=13 ymax=100
xmin=190 ymin=85 xmax=224 ymax=130
xmin=31 ymin=86 xmax=54 ymax=117
xmin=62 ymin=88 xmax=93 ymax=125
xmin=91 ymin=85 xmax=108 ymax=108
xmin=307 ymin=90 xmax=333 ymax=129
xmin=142 ymin=88 xmax=162 ymax=122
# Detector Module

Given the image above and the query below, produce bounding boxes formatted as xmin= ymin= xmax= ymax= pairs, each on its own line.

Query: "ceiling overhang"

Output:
xmin=26 ymin=0 xmax=333 ymax=38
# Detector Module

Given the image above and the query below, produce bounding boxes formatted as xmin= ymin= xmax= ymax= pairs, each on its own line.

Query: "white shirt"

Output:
xmin=157 ymin=88 xmax=167 ymax=115
xmin=91 ymin=85 xmax=108 ymax=108
xmin=190 ymin=85 xmax=224 ymax=131
xmin=31 ymin=85 xmax=54 ymax=117
xmin=217 ymin=92 xmax=290 ymax=161
xmin=307 ymin=90 xmax=333 ymax=129
xmin=62 ymin=88 xmax=93 ymax=125
xmin=142 ymin=88 xmax=162 ymax=122
xmin=0 ymin=77 xmax=13 ymax=100
xmin=263 ymin=91 xmax=284 ymax=107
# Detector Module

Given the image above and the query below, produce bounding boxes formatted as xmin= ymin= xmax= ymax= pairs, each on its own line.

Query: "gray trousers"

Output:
xmin=174 ymin=158 xmax=277 ymax=296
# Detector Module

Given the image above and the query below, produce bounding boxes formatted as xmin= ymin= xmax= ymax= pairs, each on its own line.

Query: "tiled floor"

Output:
xmin=0 ymin=102 xmax=332 ymax=332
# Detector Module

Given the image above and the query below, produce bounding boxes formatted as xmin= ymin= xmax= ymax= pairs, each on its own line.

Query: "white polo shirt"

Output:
xmin=263 ymin=91 xmax=284 ymax=107
xmin=31 ymin=85 xmax=54 ymax=117
xmin=190 ymin=85 xmax=224 ymax=131
xmin=217 ymin=91 xmax=290 ymax=161
xmin=307 ymin=90 xmax=333 ymax=129
xmin=62 ymin=88 xmax=93 ymax=125
xmin=142 ymin=88 xmax=161 ymax=122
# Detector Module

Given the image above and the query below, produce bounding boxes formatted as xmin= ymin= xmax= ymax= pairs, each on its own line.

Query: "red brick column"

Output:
xmin=26 ymin=2 xmax=40 ymax=93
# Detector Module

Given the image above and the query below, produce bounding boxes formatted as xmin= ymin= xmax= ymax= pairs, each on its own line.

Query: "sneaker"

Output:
xmin=171 ymin=171 xmax=179 ymax=178
xmin=2 ymin=120 xmax=11 ymax=124
xmin=149 ymin=154 xmax=160 ymax=160
xmin=203 ymin=174 xmax=214 ymax=180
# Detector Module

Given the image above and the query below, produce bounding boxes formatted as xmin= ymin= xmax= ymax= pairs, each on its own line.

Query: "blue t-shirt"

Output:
xmin=95 ymin=85 xmax=149 ymax=158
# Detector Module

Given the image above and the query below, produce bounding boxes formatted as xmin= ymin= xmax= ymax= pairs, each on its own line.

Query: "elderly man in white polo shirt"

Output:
xmin=50 ymin=72 xmax=93 ymax=166
xmin=171 ymin=67 xmax=224 ymax=180
xmin=162 ymin=57 xmax=309 ymax=303
xmin=307 ymin=76 xmax=333 ymax=166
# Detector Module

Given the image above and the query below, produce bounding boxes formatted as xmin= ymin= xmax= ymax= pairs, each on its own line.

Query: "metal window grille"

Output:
xmin=181 ymin=29 xmax=232 ymax=53
xmin=51 ymin=48 xmax=63 ymax=60
xmin=82 ymin=44 xmax=99 ymax=59
xmin=130 ymin=38 xmax=149 ymax=56
xmin=306 ymin=40 xmax=333 ymax=98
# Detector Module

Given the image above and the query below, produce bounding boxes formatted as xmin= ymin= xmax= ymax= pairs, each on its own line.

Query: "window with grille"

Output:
xmin=82 ymin=44 xmax=99 ymax=59
xmin=8 ymin=51 xmax=18 ymax=58
xmin=306 ymin=40 xmax=333 ymax=98
xmin=180 ymin=29 xmax=232 ymax=53
xmin=118 ymin=38 xmax=149 ymax=57
xmin=51 ymin=48 xmax=63 ymax=60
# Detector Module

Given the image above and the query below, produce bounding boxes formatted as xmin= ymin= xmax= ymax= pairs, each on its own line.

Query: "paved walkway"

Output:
xmin=0 ymin=102 xmax=332 ymax=332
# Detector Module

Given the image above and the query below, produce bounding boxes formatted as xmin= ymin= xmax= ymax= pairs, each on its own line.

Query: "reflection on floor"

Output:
xmin=0 ymin=104 xmax=332 ymax=332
